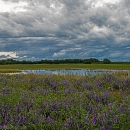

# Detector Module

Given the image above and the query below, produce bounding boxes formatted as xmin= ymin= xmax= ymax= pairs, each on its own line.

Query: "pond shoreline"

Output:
xmin=0 ymin=67 xmax=130 ymax=73
xmin=1 ymin=69 xmax=130 ymax=76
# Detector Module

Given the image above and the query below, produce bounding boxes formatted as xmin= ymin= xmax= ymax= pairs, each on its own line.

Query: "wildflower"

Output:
xmin=113 ymin=116 xmax=118 ymax=123
xmin=46 ymin=116 xmax=56 ymax=124
xmin=100 ymin=126 xmax=107 ymax=130
xmin=97 ymin=81 xmax=102 ymax=89
xmin=92 ymin=114 xmax=97 ymax=125
xmin=17 ymin=105 xmax=21 ymax=114
xmin=26 ymin=102 xmax=31 ymax=112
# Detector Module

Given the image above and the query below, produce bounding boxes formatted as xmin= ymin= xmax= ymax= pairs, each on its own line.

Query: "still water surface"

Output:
xmin=21 ymin=69 xmax=130 ymax=76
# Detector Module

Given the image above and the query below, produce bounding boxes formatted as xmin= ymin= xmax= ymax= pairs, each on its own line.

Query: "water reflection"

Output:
xmin=21 ymin=69 xmax=130 ymax=76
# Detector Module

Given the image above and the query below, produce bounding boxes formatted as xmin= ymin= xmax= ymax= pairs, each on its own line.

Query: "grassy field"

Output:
xmin=0 ymin=73 xmax=130 ymax=129
xmin=0 ymin=63 xmax=130 ymax=129
xmin=0 ymin=64 xmax=130 ymax=71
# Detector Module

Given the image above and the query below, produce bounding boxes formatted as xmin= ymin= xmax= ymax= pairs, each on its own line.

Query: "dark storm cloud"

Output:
xmin=0 ymin=0 xmax=130 ymax=61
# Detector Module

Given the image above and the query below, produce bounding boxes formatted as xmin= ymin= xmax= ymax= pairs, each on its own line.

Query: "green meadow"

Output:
xmin=0 ymin=64 xmax=130 ymax=72
xmin=0 ymin=64 xmax=130 ymax=129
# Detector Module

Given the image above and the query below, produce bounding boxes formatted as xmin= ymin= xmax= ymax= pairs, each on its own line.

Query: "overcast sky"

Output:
xmin=0 ymin=0 xmax=130 ymax=61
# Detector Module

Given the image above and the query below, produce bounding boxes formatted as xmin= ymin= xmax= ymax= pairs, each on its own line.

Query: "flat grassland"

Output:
xmin=0 ymin=64 xmax=130 ymax=71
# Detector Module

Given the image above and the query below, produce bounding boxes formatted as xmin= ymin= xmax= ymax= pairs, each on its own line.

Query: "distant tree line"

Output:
xmin=0 ymin=58 xmax=129 ymax=65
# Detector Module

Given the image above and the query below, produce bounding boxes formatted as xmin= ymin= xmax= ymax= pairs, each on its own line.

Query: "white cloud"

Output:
xmin=0 ymin=52 xmax=19 ymax=59
xmin=53 ymin=50 xmax=66 ymax=57
xmin=53 ymin=48 xmax=81 ymax=57
xmin=0 ymin=1 xmax=28 ymax=13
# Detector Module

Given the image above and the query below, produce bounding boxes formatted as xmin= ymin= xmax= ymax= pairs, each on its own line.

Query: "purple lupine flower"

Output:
xmin=97 ymin=81 xmax=102 ymax=89
xmin=103 ymin=112 xmax=108 ymax=118
xmin=46 ymin=116 xmax=56 ymax=124
xmin=64 ymin=121 xmax=70 ymax=128
xmin=26 ymin=102 xmax=31 ymax=112
xmin=4 ymin=113 xmax=9 ymax=124
xmin=0 ymin=122 xmax=5 ymax=130
xmin=113 ymin=116 xmax=118 ymax=123
xmin=108 ymin=125 xmax=113 ymax=130
xmin=118 ymin=105 xmax=123 ymax=113
xmin=109 ymin=106 xmax=113 ymax=113
xmin=41 ymin=89 xmax=47 ymax=95
xmin=102 ymin=117 xmax=107 ymax=124
xmin=40 ymin=114 xmax=45 ymax=121
xmin=22 ymin=115 xmax=27 ymax=124
xmin=69 ymin=118 xmax=74 ymax=127
xmin=17 ymin=105 xmax=22 ymax=114
xmin=50 ymin=82 xmax=57 ymax=91
xmin=92 ymin=114 xmax=97 ymax=125
xmin=128 ymin=90 xmax=130 ymax=94
xmin=106 ymin=75 xmax=111 ymax=82
xmin=100 ymin=126 xmax=107 ymax=130
xmin=17 ymin=113 xmax=23 ymax=124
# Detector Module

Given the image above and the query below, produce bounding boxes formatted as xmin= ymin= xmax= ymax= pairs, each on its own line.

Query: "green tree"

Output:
xmin=103 ymin=58 xmax=111 ymax=64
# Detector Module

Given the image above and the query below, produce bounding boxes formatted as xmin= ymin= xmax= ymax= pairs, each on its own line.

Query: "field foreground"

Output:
xmin=0 ymin=73 xmax=130 ymax=130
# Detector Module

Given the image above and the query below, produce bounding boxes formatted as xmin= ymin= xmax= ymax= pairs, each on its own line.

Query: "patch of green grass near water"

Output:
xmin=0 ymin=64 xmax=130 ymax=72
xmin=0 ymin=69 xmax=21 ymax=73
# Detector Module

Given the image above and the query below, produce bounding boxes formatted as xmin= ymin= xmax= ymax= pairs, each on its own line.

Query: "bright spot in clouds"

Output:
xmin=0 ymin=1 xmax=28 ymax=13
xmin=90 ymin=0 xmax=119 ymax=7
xmin=0 ymin=52 xmax=19 ymax=59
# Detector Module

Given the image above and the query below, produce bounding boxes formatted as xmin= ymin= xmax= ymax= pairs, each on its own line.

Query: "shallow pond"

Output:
xmin=20 ymin=69 xmax=130 ymax=76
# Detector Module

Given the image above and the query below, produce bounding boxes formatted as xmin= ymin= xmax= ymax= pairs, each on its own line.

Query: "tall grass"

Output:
xmin=0 ymin=73 xmax=130 ymax=129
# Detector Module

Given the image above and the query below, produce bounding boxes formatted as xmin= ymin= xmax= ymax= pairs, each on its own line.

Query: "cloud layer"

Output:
xmin=0 ymin=0 xmax=130 ymax=61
